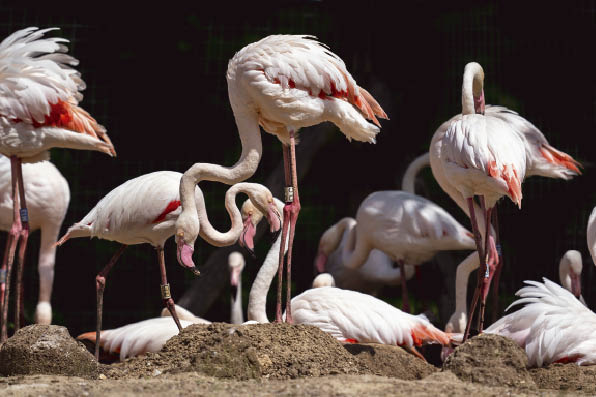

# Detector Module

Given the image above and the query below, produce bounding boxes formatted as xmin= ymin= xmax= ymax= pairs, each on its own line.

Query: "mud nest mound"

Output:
xmin=102 ymin=322 xmax=437 ymax=381
xmin=0 ymin=325 xmax=97 ymax=379
xmin=345 ymin=343 xmax=436 ymax=380
xmin=530 ymin=364 xmax=596 ymax=394
xmin=104 ymin=322 xmax=361 ymax=380
xmin=443 ymin=334 xmax=536 ymax=389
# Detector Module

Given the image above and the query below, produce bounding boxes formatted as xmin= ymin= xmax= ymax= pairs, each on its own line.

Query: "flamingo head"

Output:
xmin=228 ymin=251 xmax=245 ymax=299
xmin=474 ymin=89 xmax=485 ymax=115
xmin=312 ymin=273 xmax=336 ymax=288
xmin=239 ymin=195 xmax=282 ymax=256
xmin=560 ymin=250 xmax=583 ymax=298
xmin=174 ymin=210 xmax=201 ymax=276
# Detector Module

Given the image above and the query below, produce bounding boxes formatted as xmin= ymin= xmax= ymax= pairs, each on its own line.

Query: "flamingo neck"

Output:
xmin=461 ymin=62 xmax=485 ymax=115
xmin=454 ymin=251 xmax=480 ymax=314
xmin=230 ymin=277 xmax=244 ymax=324
xmin=340 ymin=220 xmax=372 ymax=270
xmin=247 ymin=199 xmax=286 ymax=323
xmin=401 ymin=152 xmax=431 ymax=194
xmin=197 ymin=183 xmax=258 ymax=247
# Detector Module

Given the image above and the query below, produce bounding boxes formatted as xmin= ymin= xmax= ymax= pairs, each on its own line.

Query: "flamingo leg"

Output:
xmin=398 ymin=260 xmax=410 ymax=313
xmin=14 ymin=157 xmax=30 ymax=331
xmin=490 ymin=207 xmax=503 ymax=324
xmin=95 ymin=244 xmax=126 ymax=360
xmin=156 ymin=246 xmax=182 ymax=331
xmin=275 ymin=144 xmax=291 ymax=323
xmin=477 ymin=206 xmax=495 ymax=333
xmin=284 ymin=129 xmax=301 ymax=324
xmin=1 ymin=156 xmax=23 ymax=342
xmin=463 ymin=196 xmax=486 ymax=342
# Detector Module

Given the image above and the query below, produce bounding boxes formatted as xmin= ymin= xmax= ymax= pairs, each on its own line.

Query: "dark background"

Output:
xmin=0 ymin=1 xmax=594 ymax=337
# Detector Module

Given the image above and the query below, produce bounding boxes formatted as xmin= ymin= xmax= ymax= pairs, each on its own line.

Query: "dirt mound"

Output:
xmin=0 ymin=325 xmax=97 ymax=379
xmin=104 ymin=322 xmax=361 ymax=380
xmin=443 ymin=334 xmax=536 ymax=389
xmin=530 ymin=364 xmax=596 ymax=394
xmin=345 ymin=343 xmax=436 ymax=380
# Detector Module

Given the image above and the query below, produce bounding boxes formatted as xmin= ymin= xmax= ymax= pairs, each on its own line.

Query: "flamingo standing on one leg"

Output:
xmin=175 ymin=35 xmax=388 ymax=323
xmin=0 ymin=155 xmax=69 ymax=329
xmin=0 ymin=27 xmax=115 ymax=341
xmin=430 ymin=63 xmax=580 ymax=338
xmin=57 ymin=171 xmax=280 ymax=359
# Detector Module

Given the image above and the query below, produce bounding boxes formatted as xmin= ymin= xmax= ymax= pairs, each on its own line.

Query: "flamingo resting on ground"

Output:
xmin=245 ymin=199 xmax=452 ymax=360
xmin=0 ymin=27 xmax=115 ymax=341
xmin=430 ymin=62 xmax=580 ymax=339
xmin=78 ymin=251 xmax=247 ymax=361
xmin=0 ymin=155 xmax=69 ymax=334
xmin=175 ymin=35 xmax=387 ymax=324
xmin=485 ymin=278 xmax=596 ymax=367
xmin=57 ymin=171 xmax=280 ymax=359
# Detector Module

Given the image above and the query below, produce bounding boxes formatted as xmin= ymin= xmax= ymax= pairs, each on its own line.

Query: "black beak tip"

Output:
xmin=243 ymin=246 xmax=256 ymax=259
xmin=189 ymin=267 xmax=201 ymax=277
xmin=270 ymin=228 xmax=281 ymax=244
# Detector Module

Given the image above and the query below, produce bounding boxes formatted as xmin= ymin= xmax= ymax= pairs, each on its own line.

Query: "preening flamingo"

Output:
xmin=0 ymin=27 xmax=115 ymax=341
xmin=78 ymin=251 xmax=247 ymax=361
xmin=57 ymin=171 xmax=280 ymax=359
xmin=175 ymin=35 xmax=388 ymax=323
xmin=485 ymin=278 xmax=596 ymax=367
xmin=430 ymin=61 xmax=581 ymax=337
xmin=312 ymin=273 xmax=336 ymax=288
xmin=0 ymin=155 xmax=69 ymax=334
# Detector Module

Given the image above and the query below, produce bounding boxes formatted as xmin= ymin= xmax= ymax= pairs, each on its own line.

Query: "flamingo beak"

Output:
xmin=240 ymin=216 xmax=256 ymax=259
xmin=571 ymin=273 xmax=582 ymax=299
xmin=176 ymin=232 xmax=200 ymax=276
xmin=266 ymin=204 xmax=282 ymax=243
xmin=314 ymin=252 xmax=328 ymax=273
xmin=474 ymin=90 xmax=485 ymax=115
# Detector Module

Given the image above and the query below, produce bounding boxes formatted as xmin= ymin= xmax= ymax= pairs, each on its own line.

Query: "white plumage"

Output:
xmin=587 ymin=207 xmax=596 ymax=266
xmin=291 ymin=287 xmax=451 ymax=350
xmin=485 ymin=278 xmax=596 ymax=367
xmin=0 ymin=155 xmax=69 ymax=324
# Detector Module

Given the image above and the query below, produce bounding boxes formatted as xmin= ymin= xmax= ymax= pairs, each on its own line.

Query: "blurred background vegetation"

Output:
xmin=0 ymin=1 xmax=594 ymax=336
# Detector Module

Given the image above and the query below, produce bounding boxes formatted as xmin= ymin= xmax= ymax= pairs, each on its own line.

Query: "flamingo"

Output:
xmin=312 ymin=273 xmax=336 ymax=288
xmin=0 ymin=27 xmax=115 ymax=341
xmin=57 ymin=171 xmax=280 ymax=359
xmin=175 ymin=35 xmax=388 ymax=323
xmin=0 ymin=155 xmax=69 ymax=335
xmin=485 ymin=278 xmax=596 ymax=367
xmin=77 ymin=251 xmax=248 ymax=361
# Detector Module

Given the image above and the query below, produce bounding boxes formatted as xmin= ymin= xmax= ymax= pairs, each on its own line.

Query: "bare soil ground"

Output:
xmin=0 ymin=324 xmax=593 ymax=396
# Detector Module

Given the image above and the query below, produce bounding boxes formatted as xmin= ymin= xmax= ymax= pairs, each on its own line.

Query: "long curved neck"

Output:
xmin=340 ymin=220 xmax=373 ymax=270
xmin=461 ymin=62 xmax=484 ymax=115
xmin=196 ymin=183 xmax=253 ymax=247
xmin=179 ymin=110 xmax=262 ymax=221
xmin=454 ymin=251 xmax=480 ymax=313
xmin=401 ymin=152 xmax=430 ymax=194
xmin=248 ymin=200 xmax=286 ymax=323
xmin=230 ymin=277 xmax=244 ymax=324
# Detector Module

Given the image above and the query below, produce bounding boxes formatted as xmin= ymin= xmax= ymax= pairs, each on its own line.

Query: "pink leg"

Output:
xmin=95 ymin=244 xmax=126 ymax=360
xmin=398 ymin=260 xmax=410 ymax=313
xmin=1 ymin=156 xmax=23 ymax=342
xmin=478 ymin=232 xmax=498 ymax=333
xmin=275 ymin=145 xmax=291 ymax=323
xmin=490 ymin=207 xmax=503 ymax=324
xmin=463 ymin=196 xmax=487 ymax=342
xmin=284 ymin=130 xmax=301 ymax=324
xmin=14 ymin=157 xmax=30 ymax=331
xmin=157 ymin=246 xmax=182 ymax=331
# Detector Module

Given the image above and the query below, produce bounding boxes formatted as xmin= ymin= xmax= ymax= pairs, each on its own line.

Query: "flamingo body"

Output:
xmin=486 ymin=278 xmax=596 ymax=367
xmin=291 ymin=287 xmax=450 ymax=348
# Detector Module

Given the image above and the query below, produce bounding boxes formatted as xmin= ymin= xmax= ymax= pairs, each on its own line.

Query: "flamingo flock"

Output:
xmin=0 ymin=26 xmax=592 ymax=370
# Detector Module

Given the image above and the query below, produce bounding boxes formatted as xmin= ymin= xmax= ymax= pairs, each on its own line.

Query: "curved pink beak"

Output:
xmin=267 ymin=206 xmax=281 ymax=233
xmin=571 ymin=273 xmax=582 ymax=299
xmin=240 ymin=216 xmax=256 ymax=256
xmin=314 ymin=252 xmax=327 ymax=273
xmin=230 ymin=267 xmax=241 ymax=287
xmin=176 ymin=239 xmax=200 ymax=276
xmin=474 ymin=90 xmax=485 ymax=115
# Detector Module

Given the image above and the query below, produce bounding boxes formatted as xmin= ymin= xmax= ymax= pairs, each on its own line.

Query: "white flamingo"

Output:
xmin=0 ymin=27 xmax=115 ymax=341
xmin=175 ymin=35 xmax=388 ymax=323
xmin=77 ymin=251 xmax=247 ymax=361
xmin=587 ymin=207 xmax=596 ymax=266
xmin=485 ymin=278 xmax=596 ymax=367
xmin=0 ymin=155 xmax=69 ymax=327
xmin=57 ymin=171 xmax=280 ymax=359
xmin=311 ymin=273 xmax=336 ymax=288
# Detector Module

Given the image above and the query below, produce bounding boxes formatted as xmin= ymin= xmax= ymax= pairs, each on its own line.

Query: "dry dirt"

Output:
xmin=0 ymin=324 xmax=593 ymax=396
